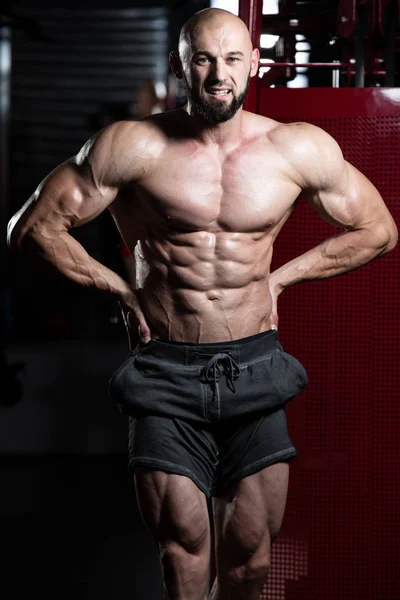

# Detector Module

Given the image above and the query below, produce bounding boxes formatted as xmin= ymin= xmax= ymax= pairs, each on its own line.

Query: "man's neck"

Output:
xmin=183 ymin=104 xmax=246 ymax=148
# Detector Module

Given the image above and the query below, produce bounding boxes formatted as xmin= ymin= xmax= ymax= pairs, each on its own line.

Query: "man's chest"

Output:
xmin=136 ymin=142 xmax=302 ymax=233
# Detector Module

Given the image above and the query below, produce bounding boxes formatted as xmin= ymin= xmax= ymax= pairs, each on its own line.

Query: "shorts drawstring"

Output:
xmin=194 ymin=352 xmax=240 ymax=402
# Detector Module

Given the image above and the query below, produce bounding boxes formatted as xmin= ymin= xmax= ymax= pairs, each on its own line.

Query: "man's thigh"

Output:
xmin=135 ymin=469 xmax=212 ymax=600
xmin=212 ymin=462 xmax=290 ymax=555
xmin=134 ymin=468 xmax=211 ymax=551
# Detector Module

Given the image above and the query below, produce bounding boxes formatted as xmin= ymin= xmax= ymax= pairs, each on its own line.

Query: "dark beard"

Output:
xmin=183 ymin=73 xmax=251 ymax=124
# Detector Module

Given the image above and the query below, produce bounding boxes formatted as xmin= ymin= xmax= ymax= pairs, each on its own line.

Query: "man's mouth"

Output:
xmin=207 ymin=88 xmax=231 ymax=97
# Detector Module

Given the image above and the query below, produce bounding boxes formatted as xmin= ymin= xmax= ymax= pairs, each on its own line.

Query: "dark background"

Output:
xmin=2 ymin=2 xmax=209 ymax=598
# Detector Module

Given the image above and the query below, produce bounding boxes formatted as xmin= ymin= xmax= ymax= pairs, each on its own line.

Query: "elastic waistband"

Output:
xmin=136 ymin=330 xmax=279 ymax=366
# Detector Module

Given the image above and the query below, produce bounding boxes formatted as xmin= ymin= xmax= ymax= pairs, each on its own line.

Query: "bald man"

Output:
xmin=7 ymin=8 xmax=398 ymax=600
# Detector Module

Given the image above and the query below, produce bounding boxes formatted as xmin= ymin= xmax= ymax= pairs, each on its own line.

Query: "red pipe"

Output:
xmin=261 ymin=62 xmax=348 ymax=68
xmin=260 ymin=63 xmax=386 ymax=74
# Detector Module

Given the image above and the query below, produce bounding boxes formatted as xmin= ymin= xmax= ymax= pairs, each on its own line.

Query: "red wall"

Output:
xmin=258 ymin=89 xmax=400 ymax=600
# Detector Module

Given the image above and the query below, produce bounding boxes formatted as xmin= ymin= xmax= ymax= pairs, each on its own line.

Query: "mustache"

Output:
xmin=205 ymin=79 xmax=229 ymax=87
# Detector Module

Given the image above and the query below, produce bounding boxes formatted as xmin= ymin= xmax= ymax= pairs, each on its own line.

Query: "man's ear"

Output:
xmin=250 ymin=47 xmax=260 ymax=78
xmin=169 ymin=51 xmax=183 ymax=79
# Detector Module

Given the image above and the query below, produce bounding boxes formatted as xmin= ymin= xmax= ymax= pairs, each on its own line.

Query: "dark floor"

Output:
xmin=1 ymin=454 xmax=163 ymax=600
xmin=1 ymin=338 xmax=164 ymax=599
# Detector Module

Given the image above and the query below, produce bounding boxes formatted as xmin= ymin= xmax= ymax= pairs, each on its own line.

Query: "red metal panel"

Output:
xmin=256 ymin=89 xmax=400 ymax=600
xmin=257 ymin=87 xmax=400 ymax=116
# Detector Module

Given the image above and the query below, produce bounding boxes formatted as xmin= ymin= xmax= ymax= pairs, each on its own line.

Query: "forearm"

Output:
xmin=15 ymin=228 xmax=133 ymax=302
xmin=271 ymin=227 xmax=394 ymax=292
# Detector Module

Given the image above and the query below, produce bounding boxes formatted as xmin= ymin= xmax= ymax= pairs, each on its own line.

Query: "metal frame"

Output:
xmin=240 ymin=0 xmax=398 ymax=91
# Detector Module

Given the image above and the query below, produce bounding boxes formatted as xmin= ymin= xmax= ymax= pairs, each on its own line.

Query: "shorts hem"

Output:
xmin=217 ymin=447 xmax=297 ymax=493
xmin=128 ymin=456 xmax=212 ymax=498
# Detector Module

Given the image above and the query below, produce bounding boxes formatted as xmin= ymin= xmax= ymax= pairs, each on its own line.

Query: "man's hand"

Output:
xmin=119 ymin=289 xmax=151 ymax=349
xmin=268 ymin=275 xmax=282 ymax=331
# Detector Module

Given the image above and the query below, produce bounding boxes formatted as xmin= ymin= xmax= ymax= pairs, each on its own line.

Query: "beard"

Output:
xmin=182 ymin=72 xmax=251 ymax=124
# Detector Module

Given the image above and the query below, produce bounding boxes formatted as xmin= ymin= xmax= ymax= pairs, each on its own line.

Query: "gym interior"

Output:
xmin=1 ymin=1 xmax=399 ymax=598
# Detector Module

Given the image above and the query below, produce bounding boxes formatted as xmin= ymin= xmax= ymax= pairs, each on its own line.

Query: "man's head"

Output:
xmin=170 ymin=8 xmax=259 ymax=124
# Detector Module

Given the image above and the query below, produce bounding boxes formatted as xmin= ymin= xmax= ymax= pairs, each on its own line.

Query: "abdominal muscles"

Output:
xmin=136 ymin=229 xmax=274 ymax=342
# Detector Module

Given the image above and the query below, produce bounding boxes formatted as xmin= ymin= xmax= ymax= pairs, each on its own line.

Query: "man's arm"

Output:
xmin=270 ymin=123 xmax=398 ymax=303
xmin=7 ymin=121 xmax=152 ymax=342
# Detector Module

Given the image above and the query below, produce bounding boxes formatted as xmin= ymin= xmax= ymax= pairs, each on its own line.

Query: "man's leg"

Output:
xmin=209 ymin=462 xmax=290 ymax=600
xmin=134 ymin=468 xmax=211 ymax=600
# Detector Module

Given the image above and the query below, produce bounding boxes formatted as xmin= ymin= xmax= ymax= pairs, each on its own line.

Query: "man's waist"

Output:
xmin=135 ymin=329 xmax=279 ymax=366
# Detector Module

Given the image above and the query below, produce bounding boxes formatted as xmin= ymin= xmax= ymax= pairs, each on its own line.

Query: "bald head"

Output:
xmin=179 ymin=8 xmax=253 ymax=59
xmin=171 ymin=7 xmax=259 ymax=125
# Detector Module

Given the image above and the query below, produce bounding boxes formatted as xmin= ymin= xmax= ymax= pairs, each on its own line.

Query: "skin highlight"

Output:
xmin=7 ymin=8 xmax=398 ymax=600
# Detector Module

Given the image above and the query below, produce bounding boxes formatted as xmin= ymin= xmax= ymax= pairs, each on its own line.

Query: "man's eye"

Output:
xmin=195 ymin=57 xmax=209 ymax=64
xmin=227 ymin=57 xmax=239 ymax=63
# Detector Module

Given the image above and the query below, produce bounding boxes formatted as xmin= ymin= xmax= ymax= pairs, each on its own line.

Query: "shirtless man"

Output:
xmin=7 ymin=8 xmax=398 ymax=600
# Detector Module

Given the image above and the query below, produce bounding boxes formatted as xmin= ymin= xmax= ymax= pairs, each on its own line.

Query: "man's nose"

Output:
xmin=210 ymin=58 xmax=227 ymax=82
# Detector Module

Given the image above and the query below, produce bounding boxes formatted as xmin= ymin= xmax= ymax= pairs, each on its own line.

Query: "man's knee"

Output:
xmin=223 ymin=544 xmax=271 ymax=589
xmin=158 ymin=508 xmax=209 ymax=552
xmin=217 ymin=520 xmax=273 ymax=592
xmin=161 ymin=538 xmax=209 ymax=574
xmin=159 ymin=520 xmax=210 ymax=579
xmin=160 ymin=538 xmax=210 ymax=600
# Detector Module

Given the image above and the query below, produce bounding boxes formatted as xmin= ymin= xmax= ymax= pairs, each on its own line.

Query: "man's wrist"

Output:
xmin=119 ymin=285 xmax=137 ymax=307
xmin=269 ymin=273 xmax=285 ymax=296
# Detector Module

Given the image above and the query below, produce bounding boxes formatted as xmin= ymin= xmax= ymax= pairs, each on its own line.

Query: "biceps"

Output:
xmin=16 ymin=160 xmax=118 ymax=235
xmin=308 ymin=162 xmax=384 ymax=230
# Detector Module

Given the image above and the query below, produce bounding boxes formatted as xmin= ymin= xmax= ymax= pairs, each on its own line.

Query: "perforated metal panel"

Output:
xmin=257 ymin=89 xmax=400 ymax=600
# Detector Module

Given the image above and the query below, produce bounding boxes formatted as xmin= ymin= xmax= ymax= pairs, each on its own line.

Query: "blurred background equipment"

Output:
xmin=136 ymin=78 xmax=167 ymax=118
xmin=238 ymin=2 xmax=400 ymax=600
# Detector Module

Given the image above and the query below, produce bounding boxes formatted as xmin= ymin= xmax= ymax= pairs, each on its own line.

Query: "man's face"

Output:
xmin=179 ymin=18 xmax=258 ymax=124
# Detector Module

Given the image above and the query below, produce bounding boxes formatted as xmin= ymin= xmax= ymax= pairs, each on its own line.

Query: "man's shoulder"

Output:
xmin=268 ymin=120 xmax=329 ymax=146
xmin=73 ymin=118 xmax=172 ymax=187
xmin=269 ymin=120 xmax=342 ymax=167
xmin=82 ymin=118 xmax=172 ymax=180
xmin=95 ymin=118 xmax=169 ymax=152
xmin=243 ymin=113 xmax=329 ymax=146
xmin=268 ymin=120 xmax=347 ymax=192
xmin=248 ymin=119 xmax=344 ymax=189
xmin=102 ymin=110 xmax=191 ymax=152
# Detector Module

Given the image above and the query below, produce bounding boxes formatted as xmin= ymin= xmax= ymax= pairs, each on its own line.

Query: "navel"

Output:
xmin=207 ymin=290 xmax=222 ymax=301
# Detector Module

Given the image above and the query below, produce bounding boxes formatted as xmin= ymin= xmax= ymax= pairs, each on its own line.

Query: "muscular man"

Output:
xmin=7 ymin=8 xmax=398 ymax=600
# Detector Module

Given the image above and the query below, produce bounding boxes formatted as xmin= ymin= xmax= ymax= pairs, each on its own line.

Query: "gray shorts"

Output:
xmin=109 ymin=330 xmax=308 ymax=497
